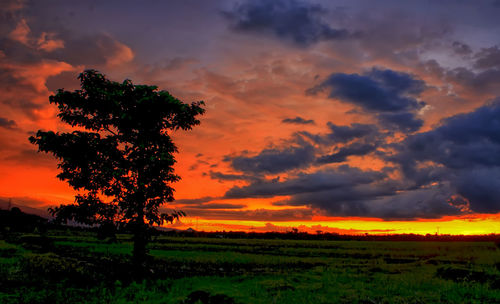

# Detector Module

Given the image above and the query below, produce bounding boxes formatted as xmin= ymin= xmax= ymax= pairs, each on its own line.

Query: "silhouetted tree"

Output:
xmin=30 ymin=70 xmax=204 ymax=272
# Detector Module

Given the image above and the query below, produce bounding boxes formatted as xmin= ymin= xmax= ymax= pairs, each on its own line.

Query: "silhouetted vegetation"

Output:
xmin=29 ymin=70 xmax=204 ymax=273
xmin=0 ymin=207 xmax=47 ymax=234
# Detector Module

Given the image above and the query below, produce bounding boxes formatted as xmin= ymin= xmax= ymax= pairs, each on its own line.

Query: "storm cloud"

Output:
xmin=391 ymin=100 xmax=500 ymax=214
xmin=309 ymin=68 xmax=427 ymax=132
xmin=225 ymin=166 xmax=385 ymax=199
xmin=224 ymin=0 xmax=351 ymax=47
xmin=0 ymin=117 xmax=16 ymax=129
xmin=282 ymin=116 xmax=315 ymax=125
xmin=226 ymin=142 xmax=316 ymax=174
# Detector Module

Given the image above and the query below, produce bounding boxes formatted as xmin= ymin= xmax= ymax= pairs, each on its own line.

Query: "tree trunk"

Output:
xmin=132 ymin=207 xmax=148 ymax=278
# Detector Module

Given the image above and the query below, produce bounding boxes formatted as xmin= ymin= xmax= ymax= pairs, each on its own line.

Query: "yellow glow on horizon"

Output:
xmin=165 ymin=214 xmax=500 ymax=235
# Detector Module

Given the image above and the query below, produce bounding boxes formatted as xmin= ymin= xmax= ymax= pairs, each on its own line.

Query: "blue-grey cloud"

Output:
xmin=288 ymin=182 xmax=459 ymax=220
xmin=474 ymin=45 xmax=500 ymax=69
xmin=174 ymin=196 xmax=219 ymax=205
xmin=0 ymin=117 xmax=16 ymax=129
xmin=226 ymin=142 xmax=316 ymax=174
xmin=282 ymin=116 xmax=315 ymax=125
xmin=225 ymin=166 xmax=385 ymax=199
xmin=186 ymin=203 xmax=247 ymax=210
xmin=208 ymin=170 xmax=259 ymax=182
xmin=308 ymin=68 xmax=426 ymax=132
xmin=446 ymin=67 xmax=500 ymax=95
xmin=316 ymin=142 xmax=377 ymax=164
xmin=223 ymin=0 xmax=351 ymax=47
xmin=452 ymin=41 xmax=473 ymax=56
xmin=223 ymin=164 xmax=461 ymax=219
xmin=182 ymin=207 xmax=313 ymax=222
xmin=325 ymin=122 xmax=379 ymax=143
xmin=390 ymin=100 xmax=500 ymax=214
xmin=378 ymin=112 xmax=423 ymax=133
xmin=298 ymin=122 xmax=381 ymax=146
xmin=309 ymin=68 xmax=426 ymax=112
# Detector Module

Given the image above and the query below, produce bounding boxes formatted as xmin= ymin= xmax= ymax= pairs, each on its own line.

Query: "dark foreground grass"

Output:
xmin=1 ymin=233 xmax=500 ymax=303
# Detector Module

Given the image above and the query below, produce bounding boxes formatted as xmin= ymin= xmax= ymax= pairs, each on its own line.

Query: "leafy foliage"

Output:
xmin=29 ymin=70 xmax=204 ymax=263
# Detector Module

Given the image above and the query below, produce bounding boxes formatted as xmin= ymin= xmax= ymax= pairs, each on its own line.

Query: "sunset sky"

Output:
xmin=2 ymin=0 xmax=500 ymax=234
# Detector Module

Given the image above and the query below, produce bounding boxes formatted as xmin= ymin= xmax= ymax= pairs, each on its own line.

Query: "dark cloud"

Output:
xmin=473 ymin=45 xmax=500 ymax=69
xmin=182 ymin=207 xmax=314 ymax=222
xmin=325 ymin=122 xmax=379 ymax=143
xmin=186 ymin=203 xmax=247 ymax=210
xmin=390 ymin=100 xmax=500 ymax=214
xmin=223 ymin=164 xmax=459 ymax=220
xmin=309 ymin=68 xmax=425 ymax=112
xmin=209 ymin=171 xmax=258 ymax=182
xmin=224 ymin=166 xmax=385 ymax=199
xmin=446 ymin=67 xmax=500 ymax=95
xmin=223 ymin=0 xmax=351 ymax=47
xmin=286 ymin=182 xmax=458 ymax=220
xmin=452 ymin=41 xmax=473 ymax=56
xmin=226 ymin=142 xmax=316 ymax=174
xmin=0 ymin=117 xmax=17 ymax=129
xmin=44 ymin=33 xmax=132 ymax=66
xmin=378 ymin=112 xmax=423 ymax=133
xmin=395 ymin=101 xmax=500 ymax=170
xmin=359 ymin=186 xmax=461 ymax=220
xmin=316 ymin=142 xmax=377 ymax=164
xmin=282 ymin=116 xmax=315 ymax=125
xmin=308 ymin=68 xmax=426 ymax=132
xmin=174 ymin=196 xmax=219 ymax=205
xmin=297 ymin=123 xmax=381 ymax=149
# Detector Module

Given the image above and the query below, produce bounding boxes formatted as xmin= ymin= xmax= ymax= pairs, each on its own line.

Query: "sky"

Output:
xmin=2 ymin=0 xmax=500 ymax=234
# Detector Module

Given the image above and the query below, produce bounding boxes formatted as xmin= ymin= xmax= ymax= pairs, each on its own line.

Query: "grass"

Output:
xmin=1 ymin=232 xmax=500 ymax=303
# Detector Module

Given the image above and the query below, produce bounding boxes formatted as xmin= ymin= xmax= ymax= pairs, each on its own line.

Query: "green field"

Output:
xmin=1 ymin=232 xmax=500 ymax=303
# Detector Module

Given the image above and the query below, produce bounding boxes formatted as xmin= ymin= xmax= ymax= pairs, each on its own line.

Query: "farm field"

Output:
xmin=1 ymin=232 xmax=500 ymax=303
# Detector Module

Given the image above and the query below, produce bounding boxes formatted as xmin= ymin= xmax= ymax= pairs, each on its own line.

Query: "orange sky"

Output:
xmin=1 ymin=1 xmax=500 ymax=235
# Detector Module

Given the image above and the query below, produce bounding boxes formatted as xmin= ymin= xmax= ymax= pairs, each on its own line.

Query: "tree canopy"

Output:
xmin=30 ymin=70 xmax=204 ymax=266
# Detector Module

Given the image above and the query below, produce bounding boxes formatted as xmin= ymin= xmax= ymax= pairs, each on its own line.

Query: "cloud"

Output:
xmin=224 ymin=166 xmax=385 ymax=199
xmin=323 ymin=122 xmax=379 ymax=144
xmin=208 ymin=170 xmax=258 ymax=182
xmin=223 ymin=0 xmax=351 ymax=47
xmin=226 ymin=142 xmax=316 ymax=174
xmin=186 ymin=203 xmax=247 ymax=210
xmin=446 ymin=67 xmax=500 ymax=95
xmin=8 ymin=18 xmax=64 ymax=52
xmin=221 ymin=164 xmax=458 ymax=220
xmin=308 ymin=68 xmax=427 ymax=132
xmin=275 ymin=176 xmax=462 ymax=220
xmin=390 ymin=99 xmax=500 ymax=214
xmin=46 ymin=33 xmax=134 ymax=67
xmin=316 ymin=142 xmax=377 ymax=164
xmin=0 ymin=117 xmax=16 ymax=129
xmin=181 ymin=207 xmax=314 ymax=222
xmin=452 ymin=41 xmax=473 ymax=56
xmin=174 ymin=196 xmax=219 ymax=205
xmin=282 ymin=116 xmax=315 ymax=125
xmin=474 ymin=45 xmax=500 ymax=69
xmin=377 ymin=112 xmax=423 ymax=133
xmin=309 ymin=68 xmax=426 ymax=112
xmin=8 ymin=18 xmax=30 ymax=46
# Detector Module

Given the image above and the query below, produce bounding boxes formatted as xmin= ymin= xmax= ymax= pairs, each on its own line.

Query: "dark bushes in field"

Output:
xmin=182 ymin=290 xmax=236 ymax=304
xmin=436 ymin=266 xmax=500 ymax=289
xmin=0 ymin=209 xmax=48 ymax=234
xmin=20 ymin=253 xmax=99 ymax=286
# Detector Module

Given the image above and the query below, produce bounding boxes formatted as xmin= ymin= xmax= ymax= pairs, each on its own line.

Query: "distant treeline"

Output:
xmin=1 ymin=207 xmax=499 ymax=242
xmin=163 ymin=229 xmax=500 ymax=242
